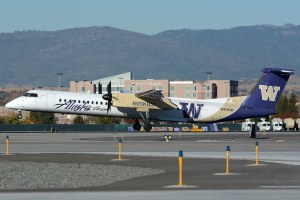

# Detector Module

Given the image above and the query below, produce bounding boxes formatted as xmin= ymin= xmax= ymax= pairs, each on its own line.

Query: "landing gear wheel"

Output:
xmin=17 ymin=113 xmax=23 ymax=119
xmin=133 ymin=122 xmax=141 ymax=131
xmin=144 ymin=123 xmax=152 ymax=132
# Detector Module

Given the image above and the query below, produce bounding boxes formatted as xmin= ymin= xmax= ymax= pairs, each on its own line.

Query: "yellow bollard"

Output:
xmin=6 ymin=135 xmax=9 ymax=155
xmin=226 ymin=146 xmax=230 ymax=175
xmin=118 ymin=139 xmax=122 ymax=160
xmin=178 ymin=150 xmax=183 ymax=186
xmin=256 ymin=142 xmax=259 ymax=165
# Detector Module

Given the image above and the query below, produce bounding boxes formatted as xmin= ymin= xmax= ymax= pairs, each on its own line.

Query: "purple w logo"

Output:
xmin=180 ymin=102 xmax=202 ymax=118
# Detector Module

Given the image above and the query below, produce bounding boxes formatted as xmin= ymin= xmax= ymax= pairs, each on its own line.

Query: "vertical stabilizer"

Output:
xmin=224 ymin=68 xmax=294 ymax=121
xmin=243 ymin=68 xmax=294 ymax=112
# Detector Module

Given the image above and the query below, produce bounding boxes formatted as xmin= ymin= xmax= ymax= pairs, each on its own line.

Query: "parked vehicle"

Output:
xmin=271 ymin=118 xmax=283 ymax=131
xmin=241 ymin=119 xmax=254 ymax=131
xmin=283 ymin=118 xmax=295 ymax=130
xmin=257 ymin=118 xmax=271 ymax=131
xmin=295 ymin=118 xmax=300 ymax=131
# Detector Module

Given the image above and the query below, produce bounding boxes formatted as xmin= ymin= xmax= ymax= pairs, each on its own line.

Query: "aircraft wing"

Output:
xmin=135 ymin=90 xmax=177 ymax=110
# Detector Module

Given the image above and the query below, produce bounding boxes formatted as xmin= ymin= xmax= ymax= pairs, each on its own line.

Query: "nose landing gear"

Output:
xmin=17 ymin=110 xmax=23 ymax=119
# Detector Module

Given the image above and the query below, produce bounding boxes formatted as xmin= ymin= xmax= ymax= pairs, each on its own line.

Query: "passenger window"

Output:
xmin=83 ymin=101 xmax=85 ymax=103
xmin=105 ymin=102 xmax=107 ymax=105
xmin=92 ymin=101 xmax=94 ymax=104
xmin=96 ymin=102 xmax=98 ymax=105
xmin=87 ymin=101 xmax=89 ymax=104
xmin=100 ymin=102 xmax=103 ymax=105
xmin=59 ymin=99 xmax=62 ymax=102
xmin=78 ymin=100 xmax=81 ymax=103
xmin=64 ymin=99 xmax=66 ymax=102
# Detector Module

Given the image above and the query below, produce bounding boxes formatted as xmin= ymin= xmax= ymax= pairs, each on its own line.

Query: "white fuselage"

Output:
xmin=5 ymin=90 xmax=235 ymax=123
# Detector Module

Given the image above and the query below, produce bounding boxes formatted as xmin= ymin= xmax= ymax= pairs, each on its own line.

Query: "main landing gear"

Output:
xmin=132 ymin=112 xmax=153 ymax=132
xmin=133 ymin=120 xmax=142 ymax=131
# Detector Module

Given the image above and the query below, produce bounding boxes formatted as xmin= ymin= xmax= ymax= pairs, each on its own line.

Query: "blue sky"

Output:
xmin=1 ymin=0 xmax=300 ymax=34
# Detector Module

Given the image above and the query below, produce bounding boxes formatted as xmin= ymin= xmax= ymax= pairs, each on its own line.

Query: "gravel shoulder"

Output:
xmin=1 ymin=153 xmax=300 ymax=191
xmin=0 ymin=161 xmax=165 ymax=190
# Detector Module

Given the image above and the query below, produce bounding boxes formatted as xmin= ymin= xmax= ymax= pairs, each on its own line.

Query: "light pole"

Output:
xmin=118 ymin=77 xmax=124 ymax=92
xmin=224 ymin=81 xmax=229 ymax=97
xmin=75 ymin=81 xmax=78 ymax=92
xmin=205 ymin=72 xmax=212 ymax=99
xmin=56 ymin=73 xmax=63 ymax=91
xmin=83 ymin=80 xmax=88 ymax=93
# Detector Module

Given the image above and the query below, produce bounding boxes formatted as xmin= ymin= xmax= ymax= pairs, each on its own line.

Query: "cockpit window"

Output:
xmin=22 ymin=93 xmax=38 ymax=97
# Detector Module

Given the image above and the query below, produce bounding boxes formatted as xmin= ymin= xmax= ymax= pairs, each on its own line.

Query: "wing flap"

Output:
xmin=135 ymin=90 xmax=177 ymax=110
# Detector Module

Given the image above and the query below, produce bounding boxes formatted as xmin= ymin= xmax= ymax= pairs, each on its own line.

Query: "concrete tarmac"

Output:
xmin=1 ymin=131 xmax=300 ymax=199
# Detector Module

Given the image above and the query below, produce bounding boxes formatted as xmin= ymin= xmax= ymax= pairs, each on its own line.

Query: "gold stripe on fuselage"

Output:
xmin=201 ymin=96 xmax=247 ymax=122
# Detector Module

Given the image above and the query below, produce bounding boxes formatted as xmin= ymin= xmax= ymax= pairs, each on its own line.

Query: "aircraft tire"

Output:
xmin=144 ymin=123 xmax=152 ymax=132
xmin=17 ymin=114 xmax=23 ymax=119
xmin=133 ymin=123 xmax=141 ymax=131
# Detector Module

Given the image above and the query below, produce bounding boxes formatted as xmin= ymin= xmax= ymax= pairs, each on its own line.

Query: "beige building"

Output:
xmin=169 ymin=81 xmax=205 ymax=99
xmin=124 ymin=80 xmax=169 ymax=97
xmin=123 ymin=79 xmax=238 ymax=99
xmin=69 ymin=72 xmax=238 ymax=99
xmin=70 ymin=80 xmax=94 ymax=93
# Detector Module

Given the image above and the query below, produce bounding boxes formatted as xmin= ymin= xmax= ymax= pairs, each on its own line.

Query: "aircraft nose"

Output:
xmin=5 ymin=100 xmax=18 ymax=109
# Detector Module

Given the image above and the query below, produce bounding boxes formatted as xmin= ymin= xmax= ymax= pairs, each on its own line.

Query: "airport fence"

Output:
xmin=0 ymin=123 xmax=241 ymax=133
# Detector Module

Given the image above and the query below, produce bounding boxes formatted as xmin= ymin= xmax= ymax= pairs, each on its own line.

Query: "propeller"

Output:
xmin=102 ymin=81 xmax=112 ymax=113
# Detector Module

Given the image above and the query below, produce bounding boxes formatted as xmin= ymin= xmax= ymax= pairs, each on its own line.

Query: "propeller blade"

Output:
xmin=107 ymin=81 xmax=111 ymax=94
xmin=107 ymin=101 xmax=112 ymax=113
xmin=102 ymin=81 xmax=112 ymax=113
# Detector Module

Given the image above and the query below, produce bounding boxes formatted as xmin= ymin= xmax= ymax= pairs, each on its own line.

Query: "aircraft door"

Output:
xmin=47 ymin=94 xmax=55 ymax=109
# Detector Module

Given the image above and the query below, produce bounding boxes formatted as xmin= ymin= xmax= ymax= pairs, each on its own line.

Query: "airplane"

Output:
xmin=5 ymin=68 xmax=294 ymax=131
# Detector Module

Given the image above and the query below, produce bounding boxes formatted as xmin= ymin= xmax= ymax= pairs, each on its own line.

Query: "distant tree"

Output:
xmin=288 ymin=93 xmax=298 ymax=113
xmin=0 ymin=116 xmax=6 ymax=124
xmin=123 ymin=118 xmax=137 ymax=124
xmin=22 ymin=117 xmax=33 ymax=125
xmin=95 ymin=116 xmax=113 ymax=124
xmin=30 ymin=112 xmax=56 ymax=124
xmin=7 ymin=116 xmax=20 ymax=124
xmin=73 ymin=116 xmax=84 ymax=124
xmin=276 ymin=93 xmax=299 ymax=118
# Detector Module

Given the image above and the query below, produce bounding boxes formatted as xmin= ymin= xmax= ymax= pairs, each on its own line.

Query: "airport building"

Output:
xmin=69 ymin=72 xmax=238 ymax=99
xmin=70 ymin=72 xmax=132 ymax=94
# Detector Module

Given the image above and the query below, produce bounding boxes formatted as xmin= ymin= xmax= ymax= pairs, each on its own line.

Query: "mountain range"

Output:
xmin=0 ymin=24 xmax=299 ymax=87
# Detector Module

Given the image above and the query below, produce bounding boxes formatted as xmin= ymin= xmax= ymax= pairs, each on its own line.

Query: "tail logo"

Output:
xmin=259 ymin=85 xmax=280 ymax=101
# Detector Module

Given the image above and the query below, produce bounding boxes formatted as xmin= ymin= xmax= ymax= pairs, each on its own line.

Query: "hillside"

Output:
xmin=0 ymin=25 xmax=299 ymax=87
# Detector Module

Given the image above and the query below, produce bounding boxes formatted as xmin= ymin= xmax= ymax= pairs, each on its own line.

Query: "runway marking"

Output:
xmin=164 ymin=185 xmax=198 ymax=189
xmin=260 ymin=186 xmax=300 ymax=189
xmin=213 ymin=173 xmax=242 ymax=176
xmin=246 ymin=164 xmax=267 ymax=167
xmin=5 ymin=152 xmax=300 ymax=166
xmin=110 ymin=159 xmax=129 ymax=162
